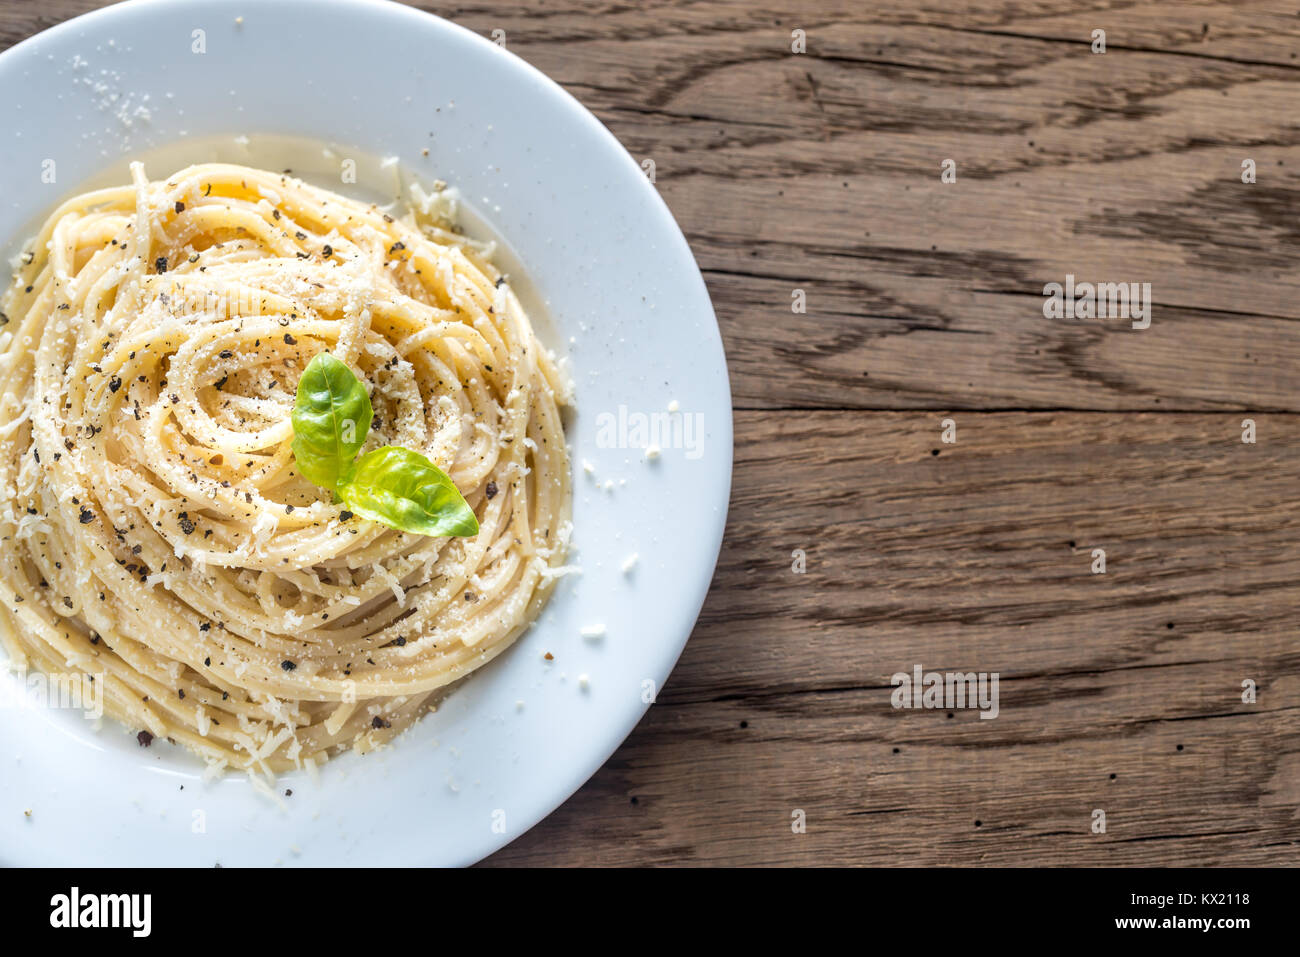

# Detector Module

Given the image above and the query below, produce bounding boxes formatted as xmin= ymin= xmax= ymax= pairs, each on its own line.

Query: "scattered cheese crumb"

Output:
xmin=668 ymin=400 xmax=680 ymax=412
xmin=580 ymin=624 xmax=606 ymax=640
xmin=645 ymin=445 xmax=661 ymax=461
xmin=578 ymin=674 xmax=590 ymax=690
xmin=582 ymin=459 xmax=595 ymax=475
xmin=621 ymin=552 xmax=639 ymax=574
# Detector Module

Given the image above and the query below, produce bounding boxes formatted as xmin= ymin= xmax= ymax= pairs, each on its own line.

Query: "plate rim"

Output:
xmin=0 ymin=0 xmax=733 ymax=867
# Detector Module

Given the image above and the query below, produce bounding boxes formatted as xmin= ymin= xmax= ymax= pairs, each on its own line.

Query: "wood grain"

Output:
xmin=3 ymin=0 xmax=1297 ymax=866
xmin=487 ymin=411 xmax=1300 ymax=865
xmin=421 ymin=0 xmax=1300 ymax=411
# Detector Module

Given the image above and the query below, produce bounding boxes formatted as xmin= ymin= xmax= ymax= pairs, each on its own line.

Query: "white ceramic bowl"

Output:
xmin=0 ymin=0 xmax=731 ymax=866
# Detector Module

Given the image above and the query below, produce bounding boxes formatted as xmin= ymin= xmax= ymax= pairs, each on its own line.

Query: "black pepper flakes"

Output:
xmin=137 ymin=730 xmax=153 ymax=747
xmin=78 ymin=508 xmax=95 ymax=525
xmin=178 ymin=514 xmax=196 ymax=535
xmin=485 ymin=481 xmax=498 ymax=499
xmin=281 ymin=660 xmax=296 ymax=671
xmin=155 ymin=257 xmax=168 ymax=274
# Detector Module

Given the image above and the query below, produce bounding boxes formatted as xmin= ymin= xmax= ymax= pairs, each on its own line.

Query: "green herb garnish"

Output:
xmin=290 ymin=353 xmax=479 ymax=537
xmin=290 ymin=352 xmax=373 ymax=491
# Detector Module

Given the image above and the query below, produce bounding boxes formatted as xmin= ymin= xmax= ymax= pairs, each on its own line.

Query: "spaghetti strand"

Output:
xmin=0 ymin=162 xmax=571 ymax=775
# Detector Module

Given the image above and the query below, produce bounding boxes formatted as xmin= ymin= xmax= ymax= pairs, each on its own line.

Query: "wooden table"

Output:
xmin=9 ymin=0 xmax=1298 ymax=866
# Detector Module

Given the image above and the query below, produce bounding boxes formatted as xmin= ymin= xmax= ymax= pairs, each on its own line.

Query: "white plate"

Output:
xmin=0 ymin=0 xmax=731 ymax=866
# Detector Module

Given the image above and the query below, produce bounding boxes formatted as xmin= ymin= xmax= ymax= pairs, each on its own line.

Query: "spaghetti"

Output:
xmin=0 ymin=162 xmax=571 ymax=779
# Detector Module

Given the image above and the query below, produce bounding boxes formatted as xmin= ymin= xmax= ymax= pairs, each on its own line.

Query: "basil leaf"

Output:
xmin=291 ymin=353 xmax=373 ymax=492
xmin=339 ymin=446 xmax=479 ymax=538
xmin=288 ymin=353 xmax=477 ymax=538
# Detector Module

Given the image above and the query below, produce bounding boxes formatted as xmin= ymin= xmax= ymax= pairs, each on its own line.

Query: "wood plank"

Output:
xmin=548 ymin=15 xmax=1300 ymax=410
xmin=485 ymin=410 xmax=1300 ymax=864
